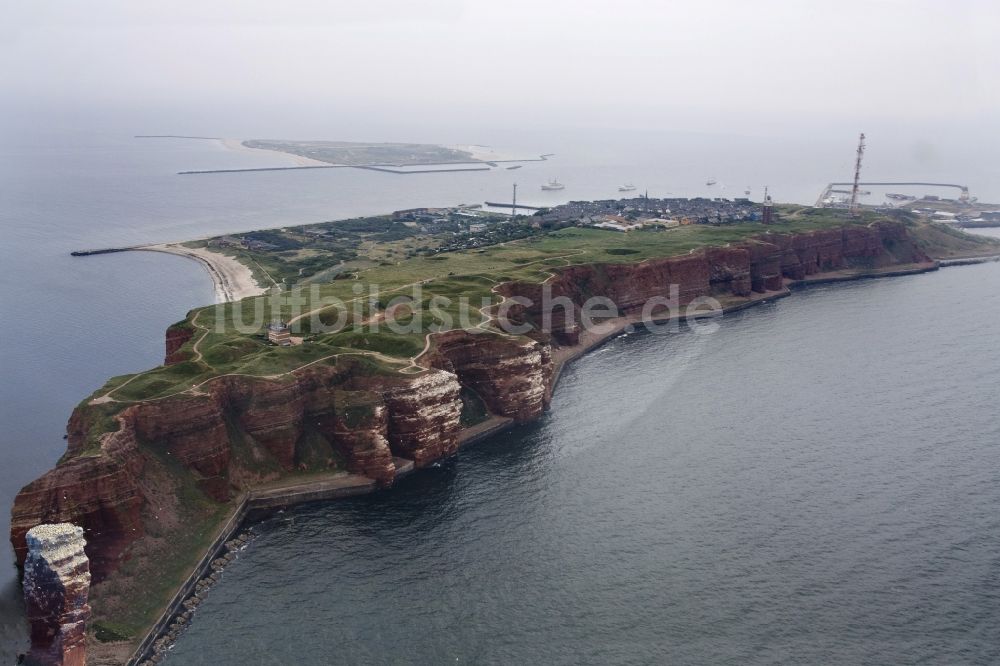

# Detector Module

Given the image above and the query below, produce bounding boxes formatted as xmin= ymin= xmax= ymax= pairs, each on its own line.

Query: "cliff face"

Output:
xmin=22 ymin=524 xmax=91 ymax=666
xmin=427 ymin=330 xmax=551 ymax=423
xmin=501 ymin=221 xmax=930 ymax=337
xmin=163 ymin=323 xmax=195 ymax=366
xmin=130 ymin=394 xmax=232 ymax=500
xmin=379 ymin=371 xmax=463 ymax=465
xmin=316 ymin=390 xmax=396 ymax=481
xmin=12 ymin=419 xmax=144 ymax=583
xmin=10 ymin=362 xmax=464 ymax=580
xmin=10 ymin=222 xmax=931 ymax=591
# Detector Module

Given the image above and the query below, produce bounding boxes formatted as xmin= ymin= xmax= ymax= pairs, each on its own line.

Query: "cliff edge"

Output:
xmin=10 ymin=219 xmax=937 ymax=655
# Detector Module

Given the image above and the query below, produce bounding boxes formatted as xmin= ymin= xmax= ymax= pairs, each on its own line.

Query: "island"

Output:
xmin=240 ymin=139 xmax=482 ymax=166
xmin=12 ymin=197 xmax=1000 ymax=665
xmin=141 ymin=136 xmax=550 ymax=175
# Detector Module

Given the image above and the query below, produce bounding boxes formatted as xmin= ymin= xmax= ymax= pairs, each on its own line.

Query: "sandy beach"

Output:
xmin=220 ymin=138 xmax=333 ymax=167
xmin=450 ymin=144 xmax=525 ymax=162
xmin=139 ymin=244 xmax=266 ymax=303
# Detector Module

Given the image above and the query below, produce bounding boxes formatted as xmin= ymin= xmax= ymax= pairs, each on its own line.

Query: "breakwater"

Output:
xmin=70 ymin=247 xmax=139 ymax=257
xmin=484 ymin=201 xmax=543 ymax=210
xmin=938 ymin=254 xmax=1000 ymax=267
xmin=353 ymin=165 xmax=492 ymax=174
xmin=178 ymin=165 xmax=344 ymax=175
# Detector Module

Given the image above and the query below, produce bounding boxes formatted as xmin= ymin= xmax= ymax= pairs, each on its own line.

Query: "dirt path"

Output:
xmin=90 ymin=248 xmax=591 ymax=404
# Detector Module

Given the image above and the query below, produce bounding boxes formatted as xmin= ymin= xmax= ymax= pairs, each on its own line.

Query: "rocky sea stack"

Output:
xmin=22 ymin=523 xmax=91 ymax=666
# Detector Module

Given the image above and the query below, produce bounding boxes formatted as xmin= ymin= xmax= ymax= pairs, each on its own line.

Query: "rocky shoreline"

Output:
xmin=11 ymin=220 xmax=945 ymax=665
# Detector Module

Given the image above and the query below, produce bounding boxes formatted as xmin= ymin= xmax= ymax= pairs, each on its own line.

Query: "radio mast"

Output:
xmin=849 ymin=133 xmax=866 ymax=217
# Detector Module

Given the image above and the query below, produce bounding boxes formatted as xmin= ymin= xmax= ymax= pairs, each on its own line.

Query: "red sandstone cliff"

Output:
xmin=499 ymin=221 xmax=930 ymax=339
xmin=10 ymin=361 xmax=463 ymax=581
xmin=12 ymin=417 xmax=145 ymax=583
xmin=10 ymin=221 xmax=931 ymax=592
xmin=426 ymin=330 xmax=552 ymax=423
xmin=163 ymin=322 xmax=195 ymax=366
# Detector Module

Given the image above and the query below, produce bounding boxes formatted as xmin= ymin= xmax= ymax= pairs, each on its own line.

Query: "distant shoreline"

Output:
xmin=219 ymin=138 xmax=334 ymax=167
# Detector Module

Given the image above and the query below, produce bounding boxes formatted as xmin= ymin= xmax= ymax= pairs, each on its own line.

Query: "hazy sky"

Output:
xmin=2 ymin=0 xmax=998 ymax=136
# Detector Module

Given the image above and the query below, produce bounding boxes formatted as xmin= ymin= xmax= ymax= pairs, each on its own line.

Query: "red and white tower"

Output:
xmin=849 ymin=133 xmax=866 ymax=217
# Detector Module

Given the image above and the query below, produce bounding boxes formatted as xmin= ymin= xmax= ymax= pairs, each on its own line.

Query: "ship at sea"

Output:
xmin=541 ymin=179 xmax=565 ymax=191
xmin=618 ymin=184 xmax=636 ymax=192
xmin=706 ymin=178 xmax=717 ymax=186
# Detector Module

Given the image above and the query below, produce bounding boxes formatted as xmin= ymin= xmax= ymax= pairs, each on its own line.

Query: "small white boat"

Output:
xmin=618 ymin=184 xmax=637 ymax=192
xmin=541 ymin=179 xmax=565 ymax=191
xmin=706 ymin=178 xmax=717 ymax=186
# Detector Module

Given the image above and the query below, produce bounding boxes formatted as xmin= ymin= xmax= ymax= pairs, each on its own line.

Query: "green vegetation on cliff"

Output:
xmin=83 ymin=204 xmax=998 ymax=436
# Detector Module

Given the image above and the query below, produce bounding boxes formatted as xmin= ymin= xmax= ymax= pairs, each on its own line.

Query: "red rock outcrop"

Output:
xmin=11 ymin=362 xmax=466 ymax=578
xmin=130 ymin=394 xmax=231 ymax=487
xmin=426 ymin=330 xmax=551 ymax=422
xmin=310 ymin=389 xmax=396 ymax=484
xmin=227 ymin=378 xmax=305 ymax=470
xmin=379 ymin=370 xmax=463 ymax=464
xmin=502 ymin=221 xmax=930 ymax=335
xmin=747 ymin=240 xmax=786 ymax=291
xmin=163 ymin=323 xmax=195 ymax=366
xmin=706 ymin=246 xmax=753 ymax=296
xmin=11 ymin=419 xmax=144 ymax=582
xmin=22 ymin=524 xmax=91 ymax=666
xmin=752 ymin=223 xmax=928 ymax=283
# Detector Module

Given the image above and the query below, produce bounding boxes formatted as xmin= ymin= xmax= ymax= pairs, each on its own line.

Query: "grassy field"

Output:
xmin=908 ymin=220 xmax=1000 ymax=258
xmin=85 ymin=205 xmax=998 ymax=414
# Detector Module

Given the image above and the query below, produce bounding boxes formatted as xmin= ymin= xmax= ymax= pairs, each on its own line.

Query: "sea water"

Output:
xmin=2 ymin=126 xmax=999 ymax=661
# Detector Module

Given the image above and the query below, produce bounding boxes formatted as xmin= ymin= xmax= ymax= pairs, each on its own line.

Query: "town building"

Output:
xmin=267 ymin=322 xmax=292 ymax=346
xmin=593 ymin=220 xmax=643 ymax=232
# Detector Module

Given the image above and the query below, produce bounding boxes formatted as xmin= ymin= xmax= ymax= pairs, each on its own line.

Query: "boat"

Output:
xmin=886 ymin=193 xmax=917 ymax=201
xmin=541 ymin=179 xmax=565 ymax=191
xmin=706 ymin=178 xmax=717 ymax=186
xmin=744 ymin=186 xmax=751 ymax=196
xmin=506 ymin=165 xmax=522 ymax=170
xmin=618 ymin=184 xmax=636 ymax=192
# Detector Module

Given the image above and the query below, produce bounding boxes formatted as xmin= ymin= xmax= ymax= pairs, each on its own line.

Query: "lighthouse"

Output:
xmin=762 ymin=186 xmax=774 ymax=225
